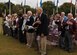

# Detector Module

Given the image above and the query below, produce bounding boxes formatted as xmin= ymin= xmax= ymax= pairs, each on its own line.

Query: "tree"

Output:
xmin=0 ymin=2 xmax=36 ymax=16
xmin=59 ymin=3 xmax=75 ymax=16
xmin=0 ymin=3 xmax=5 ymax=16
xmin=42 ymin=1 xmax=55 ymax=16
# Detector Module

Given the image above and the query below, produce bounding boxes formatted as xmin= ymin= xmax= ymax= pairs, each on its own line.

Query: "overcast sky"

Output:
xmin=0 ymin=0 xmax=75 ymax=8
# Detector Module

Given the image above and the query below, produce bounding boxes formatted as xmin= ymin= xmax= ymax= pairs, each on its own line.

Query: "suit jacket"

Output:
xmin=18 ymin=17 xmax=24 ymax=29
xmin=36 ymin=13 xmax=49 ymax=36
xmin=26 ymin=16 xmax=34 ymax=26
xmin=26 ymin=16 xmax=34 ymax=33
xmin=63 ymin=19 xmax=76 ymax=34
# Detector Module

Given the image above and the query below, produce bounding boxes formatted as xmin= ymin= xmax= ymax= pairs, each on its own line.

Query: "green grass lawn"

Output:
xmin=0 ymin=17 xmax=77 ymax=55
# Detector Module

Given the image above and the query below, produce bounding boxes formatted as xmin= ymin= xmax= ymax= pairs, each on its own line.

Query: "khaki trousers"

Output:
xmin=26 ymin=32 xmax=34 ymax=47
xmin=37 ymin=36 xmax=47 ymax=54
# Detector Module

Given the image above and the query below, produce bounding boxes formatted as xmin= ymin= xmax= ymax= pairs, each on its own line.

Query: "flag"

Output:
xmin=8 ymin=0 xmax=10 ymax=9
xmin=40 ymin=0 xmax=42 ymax=7
xmin=57 ymin=0 xmax=59 ymax=4
xmin=8 ymin=0 xmax=10 ymax=4
xmin=56 ymin=0 xmax=59 ymax=7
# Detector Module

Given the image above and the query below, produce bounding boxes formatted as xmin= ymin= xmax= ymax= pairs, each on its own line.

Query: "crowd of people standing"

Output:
xmin=2 ymin=7 xmax=77 ymax=55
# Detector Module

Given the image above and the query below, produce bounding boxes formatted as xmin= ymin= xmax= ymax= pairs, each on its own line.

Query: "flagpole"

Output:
xmin=70 ymin=0 xmax=72 ymax=13
xmin=40 ymin=0 xmax=42 ymax=7
xmin=24 ymin=0 xmax=26 ymax=14
xmin=53 ymin=0 xmax=55 ymax=15
xmin=4 ymin=1 xmax=6 ymax=16
xmin=75 ymin=0 xmax=77 ymax=14
xmin=56 ymin=0 xmax=58 ymax=13
xmin=5 ymin=9 xmax=6 ymax=16
xmin=9 ymin=0 xmax=11 ymax=14
xmin=37 ymin=0 xmax=38 ymax=8
xmin=75 ymin=1 xmax=76 ymax=15
xmin=53 ymin=8 xmax=55 ymax=15
xmin=75 ymin=7 xmax=76 ymax=15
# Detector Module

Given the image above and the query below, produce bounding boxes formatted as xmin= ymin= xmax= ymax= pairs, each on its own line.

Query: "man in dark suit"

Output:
xmin=18 ymin=13 xmax=25 ymax=43
xmin=33 ymin=7 xmax=49 ymax=55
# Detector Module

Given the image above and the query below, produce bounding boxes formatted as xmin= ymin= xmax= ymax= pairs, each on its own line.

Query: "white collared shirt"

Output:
xmin=22 ymin=19 xmax=27 ymax=31
xmin=74 ymin=17 xmax=77 ymax=21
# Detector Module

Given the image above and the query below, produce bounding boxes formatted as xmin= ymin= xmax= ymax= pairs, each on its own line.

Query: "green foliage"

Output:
xmin=59 ymin=3 xmax=75 ymax=16
xmin=0 ymin=1 xmax=75 ymax=17
xmin=0 ymin=3 xmax=5 ymax=16
xmin=42 ymin=1 xmax=55 ymax=16
xmin=0 ymin=2 xmax=35 ymax=16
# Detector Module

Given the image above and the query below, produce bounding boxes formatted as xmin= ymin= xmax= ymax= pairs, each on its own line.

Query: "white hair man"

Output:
xmin=62 ymin=13 xmax=76 ymax=52
xmin=26 ymin=11 xmax=35 ymax=48
xmin=33 ymin=7 xmax=49 ymax=55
